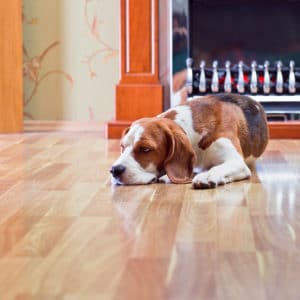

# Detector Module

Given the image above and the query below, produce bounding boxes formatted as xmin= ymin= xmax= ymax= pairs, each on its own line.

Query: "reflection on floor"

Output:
xmin=0 ymin=132 xmax=299 ymax=300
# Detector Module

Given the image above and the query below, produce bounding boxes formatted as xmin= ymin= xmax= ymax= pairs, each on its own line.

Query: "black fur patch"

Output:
xmin=215 ymin=93 xmax=269 ymax=157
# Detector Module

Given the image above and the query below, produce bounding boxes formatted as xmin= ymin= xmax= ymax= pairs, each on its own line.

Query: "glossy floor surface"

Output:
xmin=0 ymin=132 xmax=300 ymax=300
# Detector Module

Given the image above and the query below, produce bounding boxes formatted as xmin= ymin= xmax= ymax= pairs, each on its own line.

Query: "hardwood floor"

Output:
xmin=0 ymin=132 xmax=299 ymax=300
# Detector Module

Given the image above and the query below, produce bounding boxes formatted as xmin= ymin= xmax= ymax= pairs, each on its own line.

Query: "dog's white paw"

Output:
xmin=158 ymin=174 xmax=172 ymax=184
xmin=192 ymin=164 xmax=251 ymax=189
xmin=192 ymin=171 xmax=228 ymax=189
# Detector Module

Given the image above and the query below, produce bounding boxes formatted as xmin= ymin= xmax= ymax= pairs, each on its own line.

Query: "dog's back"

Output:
xmin=164 ymin=93 xmax=269 ymax=160
xmin=213 ymin=93 xmax=269 ymax=157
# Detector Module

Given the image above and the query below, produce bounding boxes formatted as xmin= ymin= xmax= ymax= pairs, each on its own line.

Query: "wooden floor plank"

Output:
xmin=0 ymin=133 xmax=299 ymax=299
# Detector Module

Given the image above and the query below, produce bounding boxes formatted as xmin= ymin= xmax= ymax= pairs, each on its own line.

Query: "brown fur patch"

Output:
xmin=213 ymin=94 xmax=269 ymax=158
xmin=133 ymin=129 xmax=168 ymax=172
xmin=158 ymin=109 xmax=178 ymax=120
xmin=132 ymin=118 xmax=196 ymax=183
xmin=187 ymin=95 xmax=268 ymax=158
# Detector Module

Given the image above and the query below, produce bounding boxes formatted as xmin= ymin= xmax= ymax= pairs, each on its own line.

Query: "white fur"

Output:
xmin=168 ymin=106 xmax=208 ymax=168
xmin=111 ymin=124 xmax=158 ymax=185
xmin=123 ymin=124 xmax=144 ymax=146
xmin=192 ymin=138 xmax=251 ymax=188
xmin=112 ymin=111 xmax=252 ymax=188
xmin=161 ymin=106 xmax=208 ymax=166
xmin=173 ymin=106 xmax=203 ymax=147
xmin=158 ymin=174 xmax=172 ymax=184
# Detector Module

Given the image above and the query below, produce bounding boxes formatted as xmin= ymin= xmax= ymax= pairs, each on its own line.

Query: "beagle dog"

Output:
xmin=110 ymin=93 xmax=269 ymax=189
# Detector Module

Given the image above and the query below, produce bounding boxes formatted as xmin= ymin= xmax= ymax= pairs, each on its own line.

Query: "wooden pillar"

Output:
xmin=106 ymin=0 xmax=163 ymax=138
xmin=0 ymin=0 xmax=23 ymax=133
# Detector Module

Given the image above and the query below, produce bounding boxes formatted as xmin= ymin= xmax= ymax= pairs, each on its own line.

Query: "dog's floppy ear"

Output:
xmin=164 ymin=125 xmax=196 ymax=184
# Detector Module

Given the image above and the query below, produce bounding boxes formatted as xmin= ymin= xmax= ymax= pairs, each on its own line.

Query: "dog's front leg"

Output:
xmin=192 ymin=160 xmax=251 ymax=189
xmin=192 ymin=138 xmax=251 ymax=189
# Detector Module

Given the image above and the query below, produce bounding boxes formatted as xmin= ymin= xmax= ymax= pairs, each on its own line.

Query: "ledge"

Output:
xmin=24 ymin=120 xmax=105 ymax=134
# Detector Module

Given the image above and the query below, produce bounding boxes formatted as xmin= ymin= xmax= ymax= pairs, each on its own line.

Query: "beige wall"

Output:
xmin=23 ymin=0 xmax=119 ymax=121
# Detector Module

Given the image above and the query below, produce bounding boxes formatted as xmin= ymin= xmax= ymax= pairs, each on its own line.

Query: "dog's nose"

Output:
xmin=110 ymin=164 xmax=126 ymax=178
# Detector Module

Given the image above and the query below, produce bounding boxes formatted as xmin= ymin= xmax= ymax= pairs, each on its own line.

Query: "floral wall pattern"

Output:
xmin=23 ymin=0 xmax=119 ymax=121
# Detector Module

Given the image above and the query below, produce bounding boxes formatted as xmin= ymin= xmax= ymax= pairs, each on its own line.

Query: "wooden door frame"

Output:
xmin=0 ymin=0 xmax=23 ymax=133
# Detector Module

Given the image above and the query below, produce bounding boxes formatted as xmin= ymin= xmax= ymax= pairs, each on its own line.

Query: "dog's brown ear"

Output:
xmin=164 ymin=126 xmax=196 ymax=184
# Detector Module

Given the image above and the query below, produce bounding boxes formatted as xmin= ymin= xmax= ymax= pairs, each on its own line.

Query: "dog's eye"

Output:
xmin=139 ymin=147 xmax=151 ymax=153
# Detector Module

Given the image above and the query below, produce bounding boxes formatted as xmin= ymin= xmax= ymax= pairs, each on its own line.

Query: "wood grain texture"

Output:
xmin=107 ymin=0 xmax=163 ymax=138
xmin=0 ymin=0 xmax=23 ymax=133
xmin=116 ymin=84 xmax=163 ymax=121
xmin=120 ymin=0 xmax=159 ymax=84
xmin=24 ymin=121 xmax=105 ymax=133
xmin=127 ymin=0 xmax=152 ymax=74
xmin=0 ymin=133 xmax=300 ymax=299
xmin=106 ymin=120 xmax=133 ymax=139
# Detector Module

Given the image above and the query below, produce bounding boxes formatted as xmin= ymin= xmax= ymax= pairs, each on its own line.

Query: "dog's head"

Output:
xmin=110 ymin=118 xmax=196 ymax=185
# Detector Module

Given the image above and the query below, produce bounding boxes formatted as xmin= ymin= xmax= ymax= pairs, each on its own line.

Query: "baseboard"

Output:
xmin=105 ymin=120 xmax=300 ymax=139
xmin=106 ymin=120 xmax=131 ymax=139
xmin=24 ymin=120 xmax=105 ymax=133
xmin=268 ymin=121 xmax=300 ymax=138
